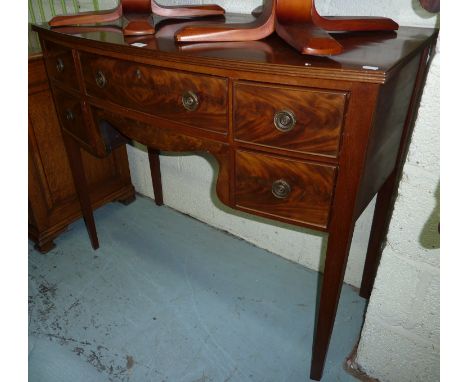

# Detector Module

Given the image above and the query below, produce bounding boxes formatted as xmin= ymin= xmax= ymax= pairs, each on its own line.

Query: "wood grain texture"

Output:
xmin=28 ymin=52 xmax=134 ymax=252
xmin=42 ymin=40 xmax=79 ymax=91
xmin=80 ymin=52 xmax=228 ymax=134
xmin=33 ymin=22 xmax=438 ymax=85
xmin=235 ymin=151 xmax=336 ymax=229
xmin=234 ymin=82 xmax=347 ymax=157
xmin=52 ymin=87 xmax=90 ymax=146
xmin=91 ymin=107 xmax=231 ymax=207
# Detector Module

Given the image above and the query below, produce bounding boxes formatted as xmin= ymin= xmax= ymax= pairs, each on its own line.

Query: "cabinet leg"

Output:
xmin=117 ymin=193 xmax=137 ymax=206
xmin=148 ymin=148 xmax=164 ymax=206
xmin=359 ymin=174 xmax=398 ymax=299
xmin=63 ymin=133 xmax=100 ymax=250
xmin=310 ymin=223 xmax=355 ymax=380
xmin=34 ymin=240 xmax=56 ymax=254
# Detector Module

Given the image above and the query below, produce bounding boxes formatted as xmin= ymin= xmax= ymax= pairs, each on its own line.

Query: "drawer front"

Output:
xmin=234 ymin=82 xmax=347 ymax=157
xmin=43 ymin=41 xmax=79 ymax=90
xmin=52 ymin=87 xmax=105 ymax=156
xmin=53 ymin=88 xmax=89 ymax=144
xmin=80 ymin=53 xmax=228 ymax=133
xmin=235 ymin=151 xmax=336 ymax=228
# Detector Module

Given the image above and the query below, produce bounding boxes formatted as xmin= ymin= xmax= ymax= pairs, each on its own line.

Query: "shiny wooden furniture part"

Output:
xmin=28 ymin=30 xmax=135 ymax=253
xmin=32 ymin=20 xmax=438 ymax=380
xmin=47 ymin=0 xmax=398 ymax=56
xmin=48 ymin=0 xmax=225 ymax=36
xmin=176 ymin=0 xmax=399 ymax=55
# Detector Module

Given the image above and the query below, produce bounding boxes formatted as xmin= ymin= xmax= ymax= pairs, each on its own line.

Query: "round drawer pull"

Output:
xmin=95 ymin=70 xmax=107 ymax=88
xmin=272 ymin=179 xmax=291 ymax=199
xmin=182 ymin=91 xmax=199 ymax=111
xmin=135 ymin=68 xmax=142 ymax=79
xmin=56 ymin=58 xmax=64 ymax=73
xmin=274 ymin=110 xmax=296 ymax=132
xmin=65 ymin=109 xmax=75 ymax=121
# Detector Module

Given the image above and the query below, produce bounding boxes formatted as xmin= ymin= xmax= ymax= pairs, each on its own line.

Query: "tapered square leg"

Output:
xmin=359 ymin=174 xmax=397 ymax=299
xmin=62 ymin=133 xmax=100 ymax=250
xmin=310 ymin=220 xmax=355 ymax=380
xmin=148 ymin=148 xmax=164 ymax=206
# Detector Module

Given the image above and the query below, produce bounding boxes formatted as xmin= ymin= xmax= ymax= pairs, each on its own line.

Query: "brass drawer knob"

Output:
xmin=272 ymin=179 xmax=291 ymax=199
xmin=95 ymin=70 xmax=107 ymax=88
xmin=65 ymin=109 xmax=75 ymax=121
xmin=182 ymin=91 xmax=199 ymax=111
xmin=274 ymin=110 xmax=296 ymax=132
xmin=56 ymin=58 xmax=64 ymax=73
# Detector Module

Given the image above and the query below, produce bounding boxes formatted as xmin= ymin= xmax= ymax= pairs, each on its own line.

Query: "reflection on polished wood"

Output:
xmin=49 ymin=0 xmax=225 ymax=36
xmin=48 ymin=0 xmax=398 ymax=54
xmin=176 ymin=0 xmax=398 ymax=55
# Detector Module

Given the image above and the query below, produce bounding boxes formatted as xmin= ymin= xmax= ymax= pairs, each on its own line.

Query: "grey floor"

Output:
xmin=28 ymin=196 xmax=365 ymax=382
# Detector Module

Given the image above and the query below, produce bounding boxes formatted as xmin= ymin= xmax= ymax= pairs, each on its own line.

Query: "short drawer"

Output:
xmin=235 ymin=150 xmax=336 ymax=228
xmin=234 ymin=82 xmax=347 ymax=157
xmin=52 ymin=87 xmax=105 ymax=156
xmin=43 ymin=41 xmax=79 ymax=90
xmin=80 ymin=53 xmax=228 ymax=133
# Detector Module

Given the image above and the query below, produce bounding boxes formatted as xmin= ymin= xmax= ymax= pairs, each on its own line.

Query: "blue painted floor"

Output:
xmin=29 ymin=196 xmax=364 ymax=382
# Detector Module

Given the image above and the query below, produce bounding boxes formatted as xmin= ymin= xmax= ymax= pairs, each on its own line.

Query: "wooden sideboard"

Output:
xmin=28 ymin=29 xmax=135 ymax=253
xmin=32 ymin=19 xmax=438 ymax=380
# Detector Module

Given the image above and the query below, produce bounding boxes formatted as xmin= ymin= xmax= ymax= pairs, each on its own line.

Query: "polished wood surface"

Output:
xmin=42 ymin=40 xmax=79 ymax=91
xmin=48 ymin=0 xmax=225 ymax=36
xmin=28 ymin=35 xmax=135 ymax=252
xmin=148 ymin=148 xmax=164 ymax=206
xmin=80 ymin=52 xmax=228 ymax=134
xmin=177 ymin=0 xmax=398 ymax=55
xmin=234 ymin=82 xmax=346 ymax=157
xmin=32 ymin=21 xmax=438 ymax=380
xmin=235 ymin=150 xmax=336 ymax=228
xmin=34 ymin=20 xmax=434 ymax=84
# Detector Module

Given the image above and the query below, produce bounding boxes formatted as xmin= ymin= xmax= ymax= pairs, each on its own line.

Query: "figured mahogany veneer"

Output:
xmin=234 ymin=82 xmax=347 ymax=157
xmin=80 ymin=53 xmax=228 ymax=134
xmin=32 ymin=20 xmax=438 ymax=380
xmin=235 ymin=150 xmax=336 ymax=228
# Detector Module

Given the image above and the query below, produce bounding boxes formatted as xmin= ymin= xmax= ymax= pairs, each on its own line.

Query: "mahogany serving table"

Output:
xmin=32 ymin=18 xmax=438 ymax=380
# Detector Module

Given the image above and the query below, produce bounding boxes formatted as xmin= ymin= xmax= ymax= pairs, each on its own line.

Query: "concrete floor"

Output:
xmin=28 ymin=196 xmax=365 ymax=382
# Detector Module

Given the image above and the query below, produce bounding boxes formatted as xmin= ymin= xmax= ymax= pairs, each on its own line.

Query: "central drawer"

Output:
xmin=235 ymin=150 xmax=336 ymax=228
xmin=80 ymin=53 xmax=228 ymax=134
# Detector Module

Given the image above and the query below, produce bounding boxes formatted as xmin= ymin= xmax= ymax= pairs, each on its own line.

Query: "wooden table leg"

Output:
xmin=310 ymin=218 xmax=355 ymax=380
xmin=62 ymin=133 xmax=100 ymax=249
xmin=359 ymin=174 xmax=397 ymax=298
xmin=148 ymin=148 xmax=164 ymax=206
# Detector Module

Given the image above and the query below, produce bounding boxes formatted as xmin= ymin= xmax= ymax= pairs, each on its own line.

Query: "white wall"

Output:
xmin=355 ymin=40 xmax=440 ymax=382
